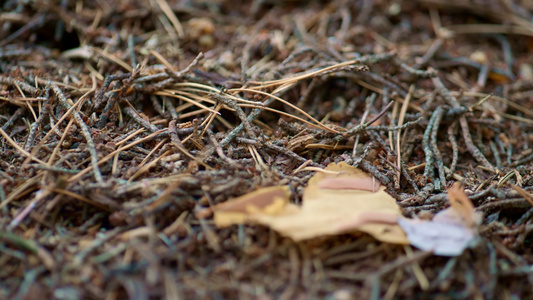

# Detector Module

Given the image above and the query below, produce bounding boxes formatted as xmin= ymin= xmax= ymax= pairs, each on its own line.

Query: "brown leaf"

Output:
xmin=446 ymin=182 xmax=482 ymax=228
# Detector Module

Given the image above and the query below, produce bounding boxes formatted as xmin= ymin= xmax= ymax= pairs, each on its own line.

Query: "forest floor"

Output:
xmin=1 ymin=0 xmax=533 ymax=299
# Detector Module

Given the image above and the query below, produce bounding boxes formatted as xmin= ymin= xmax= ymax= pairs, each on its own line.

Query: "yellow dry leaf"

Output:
xmin=212 ymin=185 xmax=292 ymax=227
xmin=254 ymin=162 xmax=408 ymax=244
xmin=211 ymin=162 xmax=407 ymax=244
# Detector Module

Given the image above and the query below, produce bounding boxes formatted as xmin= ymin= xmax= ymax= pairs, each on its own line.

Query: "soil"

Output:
xmin=1 ymin=0 xmax=533 ymax=299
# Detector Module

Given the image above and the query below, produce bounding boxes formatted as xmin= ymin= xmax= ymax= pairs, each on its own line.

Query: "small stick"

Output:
xmin=166 ymin=52 xmax=204 ymax=79
xmin=22 ymin=77 xmax=97 ymax=169
xmin=399 ymin=62 xmax=437 ymax=78
xmin=211 ymin=93 xmax=257 ymax=139
xmin=0 ymin=14 xmax=46 ymax=46
xmin=24 ymin=109 xmax=49 ymax=151
xmin=236 ymin=137 xmax=320 ymax=167
xmin=370 ymin=131 xmax=420 ymax=193
xmin=207 ymin=129 xmax=239 ymax=168
xmin=357 ymin=160 xmax=393 ymax=189
xmin=447 ymin=121 xmax=459 ymax=177
xmin=476 ymin=64 xmax=489 ymax=89
xmin=168 ymin=120 xmax=211 ymax=170
xmin=345 ymin=117 xmax=424 ymax=136
xmin=431 ymin=73 xmax=496 ymax=172
xmin=122 ymin=106 xmax=159 ymax=133
xmin=413 ymin=39 xmax=443 ymax=68
xmin=1 ymin=107 xmax=25 ymax=130
xmin=365 ymin=72 xmax=408 ymax=98
xmin=365 ymin=100 xmax=394 ymax=127
xmin=92 ymin=73 xmax=132 ymax=112
xmin=98 ymin=69 xmax=142 ymax=127
xmin=429 ymin=106 xmax=447 ymax=189
xmin=200 ymin=96 xmax=276 ymax=161
xmin=128 ymin=33 xmax=137 ymax=67
xmin=154 ymin=0 xmax=184 ymax=38
xmin=280 ymin=46 xmax=314 ymax=65
xmin=50 ymin=83 xmax=103 ymax=183
xmin=45 ymin=118 xmax=75 ymax=183
xmin=352 ymin=142 xmax=374 ymax=169
xmin=353 ymin=93 xmax=376 ymax=157
xmin=9 ymin=188 xmax=49 ymax=229
xmin=164 ymin=97 xmax=178 ymax=120
xmin=0 ymin=76 xmax=42 ymax=95
xmin=489 ymin=141 xmax=502 ymax=168
xmin=150 ymin=95 xmax=166 ymax=117
xmin=422 ymin=109 xmax=436 ymax=182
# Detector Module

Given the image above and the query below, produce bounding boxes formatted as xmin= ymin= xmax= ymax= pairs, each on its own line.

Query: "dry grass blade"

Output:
xmin=460 ymin=92 xmax=533 ymax=118
xmin=150 ymin=49 xmax=177 ymax=72
xmin=396 ymin=85 xmax=414 ymax=181
xmin=67 ymin=129 xmax=168 ymax=182
xmin=44 ymin=118 xmax=74 ymax=181
xmin=154 ymin=0 xmax=184 ymax=38
xmin=0 ymin=127 xmax=47 ymax=165
xmin=447 ymin=24 xmax=533 ymax=37
xmin=156 ymin=90 xmax=219 ymax=114
xmin=91 ymin=47 xmax=133 ymax=72
xmin=509 ymin=184 xmax=533 ymax=206
xmin=0 ymin=175 xmax=42 ymax=209
xmin=237 ymin=103 xmax=340 ymax=133
xmin=51 ymin=188 xmax=111 ymax=211
xmin=128 ymin=150 xmax=172 ymax=182
xmin=247 ymin=59 xmax=368 ymax=90
xmin=230 ymin=88 xmax=337 ymax=133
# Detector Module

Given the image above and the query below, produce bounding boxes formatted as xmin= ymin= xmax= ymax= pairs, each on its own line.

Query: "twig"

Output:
xmin=280 ymin=46 xmax=315 ymax=65
xmin=128 ymin=33 xmax=137 ymax=67
xmin=344 ymin=117 xmax=423 ymax=137
xmin=365 ymin=100 xmax=394 ymax=127
xmin=206 ymin=129 xmax=239 ymax=168
xmin=122 ymin=106 xmax=159 ymax=133
xmin=164 ymin=97 xmax=178 ymax=120
xmin=398 ymin=62 xmax=437 ymax=78
xmin=210 ymin=93 xmax=257 ymax=139
xmin=431 ymin=73 xmax=496 ymax=172
xmin=201 ymin=97 xmax=276 ymax=160
xmin=367 ymin=251 xmax=432 ymax=300
xmin=92 ymin=73 xmax=132 ymax=112
xmin=353 ymin=93 xmax=376 ymax=157
xmin=166 ymin=52 xmax=204 ymax=79
xmin=1 ymin=106 xmax=25 ymax=130
xmin=447 ymin=121 xmax=459 ymax=177
xmin=0 ymin=14 xmax=46 ymax=46
xmin=370 ymin=131 xmax=420 ymax=193
xmin=168 ymin=120 xmax=211 ymax=170
xmin=0 ymin=76 xmax=42 ymax=95
xmin=24 ymin=108 xmax=49 ymax=151
xmin=429 ymin=106 xmax=447 ymax=189
xmin=50 ymin=83 xmax=103 ymax=182
xmin=236 ymin=137 xmax=320 ymax=167
xmin=413 ymin=38 xmax=443 ymax=68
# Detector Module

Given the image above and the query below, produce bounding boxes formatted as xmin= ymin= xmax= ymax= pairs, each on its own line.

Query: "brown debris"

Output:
xmin=1 ymin=0 xmax=533 ymax=299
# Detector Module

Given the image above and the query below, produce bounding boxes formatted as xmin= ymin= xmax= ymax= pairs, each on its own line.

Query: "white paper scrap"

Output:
xmin=397 ymin=218 xmax=477 ymax=257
